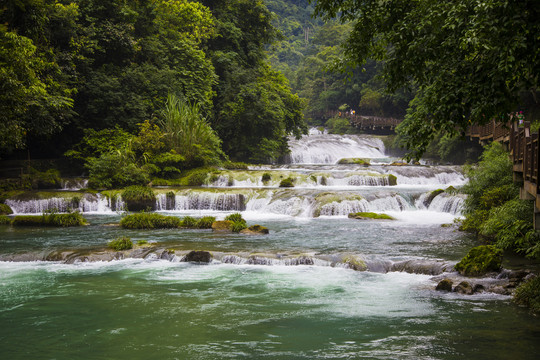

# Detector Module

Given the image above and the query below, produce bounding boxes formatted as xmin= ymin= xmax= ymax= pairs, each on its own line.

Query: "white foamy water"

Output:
xmin=287 ymin=132 xmax=386 ymax=164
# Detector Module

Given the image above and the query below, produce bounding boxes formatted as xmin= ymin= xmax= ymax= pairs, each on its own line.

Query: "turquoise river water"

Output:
xmin=1 ymin=132 xmax=539 ymax=359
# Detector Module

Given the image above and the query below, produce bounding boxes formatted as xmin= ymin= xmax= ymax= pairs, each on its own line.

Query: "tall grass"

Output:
xmin=120 ymin=213 xmax=181 ymax=229
xmin=12 ymin=212 xmax=87 ymax=227
xmin=159 ymin=93 xmax=224 ymax=167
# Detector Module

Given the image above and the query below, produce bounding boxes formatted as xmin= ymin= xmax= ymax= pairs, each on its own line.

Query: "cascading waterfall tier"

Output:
xmin=286 ymin=133 xmax=386 ymax=164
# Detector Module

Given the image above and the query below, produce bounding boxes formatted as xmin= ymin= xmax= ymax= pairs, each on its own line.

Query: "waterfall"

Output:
xmin=286 ymin=132 xmax=386 ymax=164
xmin=5 ymin=194 xmax=120 ymax=214
xmin=415 ymin=192 xmax=464 ymax=215
xmin=156 ymin=193 xmax=246 ymax=211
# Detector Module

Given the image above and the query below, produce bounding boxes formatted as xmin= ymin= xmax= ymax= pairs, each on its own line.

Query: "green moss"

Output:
xmin=225 ymin=213 xmax=245 ymax=223
xmin=337 ymin=158 xmax=370 ymax=166
xmin=223 ymin=161 xmax=249 ymax=170
xmin=454 ymin=245 xmax=503 ymax=276
xmin=12 ymin=212 xmax=87 ymax=227
xmin=136 ymin=240 xmax=149 ymax=245
xmin=513 ymin=276 xmax=540 ymax=314
xmin=388 ymin=174 xmax=397 ymax=186
xmin=246 ymin=224 xmax=269 ymax=234
xmin=348 ymin=212 xmax=395 ymax=220
xmin=196 ymin=216 xmax=216 ymax=229
xmin=108 ymin=237 xmax=133 ymax=251
xmin=231 ymin=221 xmax=247 ymax=233
xmin=279 ymin=177 xmax=295 ymax=188
xmin=261 ymin=173 xmax=272 ymax=183
xmin=342 ymin=256 xmax=367 ymax=271
xmin=0 ymin=203 xmax=13 ymax=215
xmin=181 ymin=216 xmax=198 ymax=228
xmin=0 ymin=215 xmax=12 ymax=225
xmin=424 ymin=189 xmax=444 ymax=206
xmin=121 ymin=185 xmax=156 ymax=212
xmin=120 ymin=213 xmax=181 ymax=229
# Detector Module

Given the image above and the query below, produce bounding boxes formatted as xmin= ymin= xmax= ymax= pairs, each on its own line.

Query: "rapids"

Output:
xmin=1 ymin=131 xmax=539 ymax=359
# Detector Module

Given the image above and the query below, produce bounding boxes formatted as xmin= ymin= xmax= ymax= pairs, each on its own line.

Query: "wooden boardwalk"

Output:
xmin=467 ymin=120 xmax=540 ymax=229
xmin=324 ymin=111 xmax=402 ymax=130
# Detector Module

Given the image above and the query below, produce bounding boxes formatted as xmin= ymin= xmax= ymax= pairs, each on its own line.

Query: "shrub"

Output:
xmin=224 ymin=161 xmax=249 ymax=170
xmin=185 ymin=169 xmax=209 ymax=186
xmin=261 ymin=173 xmax=272 ymax=183
xmin=454 ymin=245 xmax=503 ymax=276
xmin=121 ymin=186 xmax=156 ymax=212
xmin=231 ymin=221 xmax=247 ymax=233
xmin=181 ymin=216 xmax=198 ymax=228
xmin=225 ymin=213 xmax=245 ymax=224
xmin=120 ymin=213 xmax=181 ymax=229
xmin=0 ymin=203 xmax=13 ymax=215
xmin=12 ymin=212 xmax=87 ymax=227
xmin=0 ymin=215 xmax=11 ymax=225
xmin=279 ymin=177 xmax=295 ymax=188
xmin=197 ymin=216 xmax=216 ymax=229
xmin=513 ymin=276 xmax=540 ymax=314
xmin=108 ymin=237 xmax=133 ymax=251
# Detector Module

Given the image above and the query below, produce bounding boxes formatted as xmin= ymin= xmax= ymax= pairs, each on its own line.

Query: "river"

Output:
xmin=1 ymin=131 xmax=539 ymax=359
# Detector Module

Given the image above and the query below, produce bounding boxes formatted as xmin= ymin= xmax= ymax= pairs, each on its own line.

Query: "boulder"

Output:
xmin=211 ymin=220 xmax=233 ymax=232
xmin=183 ymin=250 xmax=212 ymax=263
xmin=454 ymin=281 xmax=474 ymax=295
xmin=240 ymin=225 xmax=269 ymax=235
xmin=454 ymin=245 xmax=503 ymax=276
xmin=435 ymin=278 xmax=453 ymax=292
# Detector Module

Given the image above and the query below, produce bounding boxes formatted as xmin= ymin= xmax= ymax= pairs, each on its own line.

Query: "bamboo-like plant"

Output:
xmin=159 ymin=93 xmax=224 ymax=167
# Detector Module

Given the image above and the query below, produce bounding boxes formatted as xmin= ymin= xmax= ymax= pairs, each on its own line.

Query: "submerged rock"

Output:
xmin=211 ymin=220 xmax=233 ymax=232
xmin=454 ymin=281 xmax=474 ymax=295
xmin=183 ymin=250 xmax=212 ymax=263
xmin=240 ymin=225 xmax=269 ymax=235
xmin=348 ymin=212 xmax=395 ymax=220
xmin=435 ymin=278 xmax=453 ymax=292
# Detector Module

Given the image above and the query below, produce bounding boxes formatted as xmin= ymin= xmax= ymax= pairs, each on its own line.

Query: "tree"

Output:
xmin=313 ymin=0 xmax=540 ymax=159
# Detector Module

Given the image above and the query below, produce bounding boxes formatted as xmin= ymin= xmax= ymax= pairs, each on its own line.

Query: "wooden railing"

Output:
xmin=467 ymin=120 xmax=540 ymax=228
xmin=323 ymin=111 xmax=402 ymax=129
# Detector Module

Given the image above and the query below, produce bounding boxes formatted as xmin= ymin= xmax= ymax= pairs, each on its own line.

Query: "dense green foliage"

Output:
xmin=0 ymin=215 xmax=12 ymax=225
xmin=267 ymin=1 xmax=411 ymax=125
xmin=1 ymin=0 xmax=307 ymax=167
xmin=0 ymin=204 xmax=13 ymax=215
xmin=513 ymin=276 xmax=540 ymax=314
xmin=12 ymin=212 xmax=87 ymax=227
xmin=454 ymin=245 xmax=503 ymax=276
xmin=460 ymin=143 xmax=540 ymax=258
xmin=313 ymin=0 xmax=540 ymax=159
xmin=108 ymin=237 xmax=134 ymax=251
xmin=225 ymin=213 xmax=247 ymax=232
xmin=279 ymin=177 xmax=295 ymax=187
xmin=120 ymin=213 xmax=181 ymax=229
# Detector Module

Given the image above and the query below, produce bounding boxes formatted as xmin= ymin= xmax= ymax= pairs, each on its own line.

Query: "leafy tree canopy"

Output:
xmin=313 ymin=0 xmax=540 ymax=158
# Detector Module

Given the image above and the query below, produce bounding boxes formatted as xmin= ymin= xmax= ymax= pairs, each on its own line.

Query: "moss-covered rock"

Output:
xmin=212 ymin=220 xmax=233 ymax=232
xmin=0 ymin=203 xmax=13 ymax=215
xmin=454 ymin=245 xmax=503 ymax=276
xmin=183 ymin=250 xmax=212 ymax=263
xmin=388 ymin=174 xmax=397 ymax=186
xmin=348 ymin=212 xmax=395 ymax=220
xmin=454 ymin=281 xmax=474 ymax=295
xmin=342 ymin=255 xmax=367 ymax=271
xmin=279 ymin=177 xmax=295 ymax=188
xmin=121 ymin=185 xmax=156 ymax=212
xmin=338 ymin=158 xmax=370 ymax=166
xmin=240 ymin=224 xmax=269 ymax=235
xmin=435 ymin=278 xmax=453 ymax=292
xmin=424 ymin=189 xmax=444 ymax=207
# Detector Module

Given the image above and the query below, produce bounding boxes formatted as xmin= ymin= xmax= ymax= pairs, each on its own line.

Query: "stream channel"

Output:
xmin=1 ymin=130 xmax=540 ymax=359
